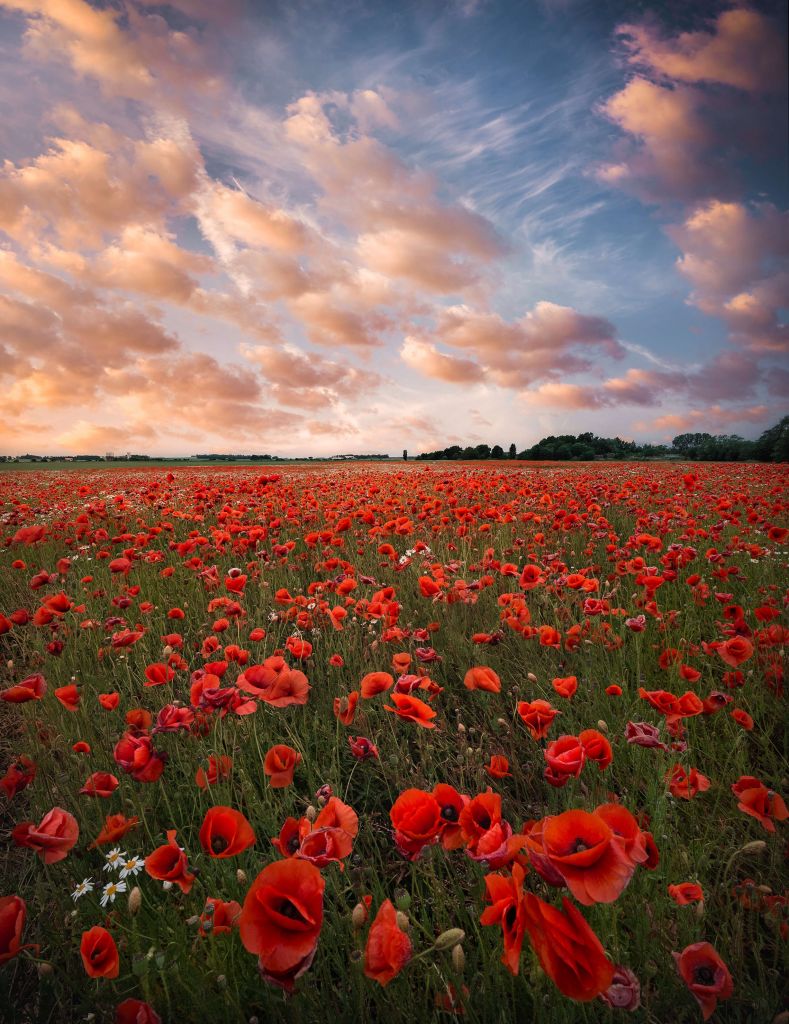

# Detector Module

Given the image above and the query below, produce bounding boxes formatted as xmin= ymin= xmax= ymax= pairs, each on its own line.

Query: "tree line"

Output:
xmin=416 ymin=416 xmax=789 ymax=462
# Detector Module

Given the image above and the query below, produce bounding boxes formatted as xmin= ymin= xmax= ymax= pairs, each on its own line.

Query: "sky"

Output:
xmin=0 ymin=0 xmax=786 ymax=457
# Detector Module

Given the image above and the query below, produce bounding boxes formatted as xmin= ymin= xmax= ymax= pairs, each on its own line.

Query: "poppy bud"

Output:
xmin=457 ymin=723 xmax=466 ymax=734
xmin=434 ymin=929 xmax=465 ymax=951
xmin=396 ymin=911 xmax=410 ymax=931
xmin=305 ymin=805 xmax=317 ymax=822
xmin=186 ymin=916 xmax=200 ymax=928
xmin=352 ymin=903 xmax=368 ymax=929
xmin=128 ymin=886 xmax=142 ymax=915
xmin=527 ymin=673 xmax=538 ymax=683
xmin=236 ymin=869 xmax=247 ymax=885
xmin=163 ymin=646 xmax=173 ymax=657
xmin=497 ymin=718 xmax=508 ymax=729
xmin=216 ymin=974 xmax=226 ymax=988
xmin=452 ymin=944 xmax=465 ymax=973
xmin=695 ymin=901 xmax=705 ymax=919
xmin=738 ymin=840 xmax=767 ymax=856
xmin=37 ymin=962 xmax=54 ymax=978
xmin=394 ymin=890 xmax=411 ymax=911
xmin=597 ymin=720 xmax=608 ymax=732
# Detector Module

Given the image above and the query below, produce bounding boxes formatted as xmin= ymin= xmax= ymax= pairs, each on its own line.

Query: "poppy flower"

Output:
xmin=333 ymin=691 xmax=359 ymax=725
xmin=145 ymin=830 xmax=196 ymax=893
xmin=480 ymin=863 xmax=528 ymax=974
xmin=264 ymin=745 xmax=302 ymax=788
xmin=0 ymin=756 xmax=37 ymax=799
xmin=731 ymin=776 xmax=788 ymax=832
xmin=1 ymin=673 xmax=46 ymax=703
xmin=540 ymin=810 xmax=636 ymax=905
xmin=730 ymin=709 xmax=754 ymax=731
xmin=673 ymin=942 xmax=733 ymax=1020
xmin=79 ymin=772 xmax=119 ymax=798
xmin=384 ymin=693 xmax=437 ymax=728
xmin=239 ymin=858 xmax=325 ymax=993
xmin=99 ymin=692 xmax=120 ymax=710
xmin=625 ymin=721 xmax=668 ymax=750
xmin=717 ymin=636 xmax=753 ymax=668
xmin=80 ymin=926 xmax=119 ymax=979
xmin=520 ymin=893 xmax=614 ymax=1001
xmin=12 ymin=807 xmax=79 ymax=864
xmin=0 ymin=896 xmax=37 ymax=965
xmin=54 ymin=684 xmax=80 ymax=711
xmin=90 ymin=813 xmax=140 ymax=849
xmin=360 ymin=671 xmax=394 ymax=698
xmin=199 ymin=897 xmax=242 ymax=936
xmin=578 ymin=730 xmax=612 ymax=771
xmin=195 ymin=755 xmax=233 ymax=789
xmin=199 ymin=806 xmax=256 ymax=857
xmin=599 ymin=966 xmax=641 ymax=1011
xmin=115 ymin=999 xmax=161 ymax=1024
xmin=464 ymin=667 xmax=501 ymax=693
xmin=486 ymin=755 xmax=512 ymax=779
xmin=552 ymin=676 xmax=577 ymax=699
xmin=113 ymin=732 xmax=166 ymax=784
xmin=667 ymin=765 xmax=710 ymax=800
xmin=348 ymin=735 xmax=379 ymax=761
xmin=544 ymin=736 xmax=586 ymax=781
xmin=144 ymin=663 xmax=175 ymax=687
xmin=668 ymin=883 xmax=704 ymax=906
xmin=363 ymin=899 xmax=412 ymax=987
xmin=390 ymin=789 xmax=442 ymax=860
xmin=517 ymin=699 xmax=559 ymax=740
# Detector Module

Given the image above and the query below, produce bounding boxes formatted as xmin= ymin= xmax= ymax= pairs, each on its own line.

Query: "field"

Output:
xmin=0 ymin=462 xmax=786 ymax=1024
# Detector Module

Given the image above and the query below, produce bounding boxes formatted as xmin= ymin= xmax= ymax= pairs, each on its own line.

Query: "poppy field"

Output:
xmin=0 ymin=461 xmax=786 ymax=1024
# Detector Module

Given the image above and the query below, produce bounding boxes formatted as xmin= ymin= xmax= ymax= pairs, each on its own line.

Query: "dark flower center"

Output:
xmin=277 ymin=898 xmax=304 ymax=921
xmin=476 ymin=814 xmax=491 ymax=830
xmin=441 ymin=805 xmax=459 ymax=822
xmin=571 ymin=838 xmax=589 ymax=853
xmin=504 ymin=905 xmax=517 ymax=932
xmin=693 ymin=965 xmax=715 ymax=986
xmin=287 ymin=835 xmax=301 ymax=854
xmin=211 ymin=835 xmax=228 ymax=854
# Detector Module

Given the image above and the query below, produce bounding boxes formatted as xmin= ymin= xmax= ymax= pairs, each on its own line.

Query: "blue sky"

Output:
xmin=0 ymin=0 xmax=786 ymax=454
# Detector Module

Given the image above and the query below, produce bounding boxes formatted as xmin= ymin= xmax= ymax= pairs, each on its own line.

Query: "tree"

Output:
xmin=403 ymin=449 xmax=408 ymax=462
xmin=491 ymin=444 xmax=504 ymax=459
xmin=508 ymin=443 xmax=516 ymax=459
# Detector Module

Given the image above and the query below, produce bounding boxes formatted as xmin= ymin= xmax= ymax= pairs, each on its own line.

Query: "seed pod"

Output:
xmin=434 ymin=928 xmax=465 ymax=951
xmin=394 ymin=889 xmax=411 ymax=911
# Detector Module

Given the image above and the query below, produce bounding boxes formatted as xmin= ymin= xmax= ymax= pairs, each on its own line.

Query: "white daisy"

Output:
xmin=119 ymin=855 xmax=143 ymax=879
xmin=100 ymin=879 xmax=127 ymax=907
xmin=71 ymin=878 xmax=94 ymax=902
xmin=103 ymin=847 xmax=126 ymax=872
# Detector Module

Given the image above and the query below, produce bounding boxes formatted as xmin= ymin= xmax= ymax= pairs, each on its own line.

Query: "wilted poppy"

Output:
xmin=12 ymin=807 xmax=79 ymax=864
xmin=384 ymin=693 xmax=437 ymax=728
xmin=363 ymin=899 xmax=412 ymax=986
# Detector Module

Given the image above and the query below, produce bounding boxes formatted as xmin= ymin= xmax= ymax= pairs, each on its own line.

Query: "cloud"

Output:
xmin=643 ymin=405 xmax=771 ymax=436
xmin=669 ymin=200 xmax=789 ymax=353
xmin=400 ymin=337 xmax=484 ymax=383
xmin=617 ymin=7 xmax=786 ymax=93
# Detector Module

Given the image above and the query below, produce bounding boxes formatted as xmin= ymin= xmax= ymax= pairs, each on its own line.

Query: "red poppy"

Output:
xmin=485 ymin=755 xmax=512 ymax=779
xmin=0 ymin=896 xmax=38 ymax=965
xmin=333 ymin=691 xmax=359 ymax=725
xmin=199 ymin=897 xmax=242 ymax=936
xmin=540 ymin=810 xmax=635 ymax=905
xmin=113 ymin=732 xmax=166 ymax=783
xmin=360 ymin=671 xmax=394 ymax=698
xmin=363 ymin=899 xmax=412 ymax=986
xmin=239 ymin=858 xmax=325 ymax=992
xmin=717 ymin=636 xmax=753 ymax=668
xmin=115 ymin=999 xmax=161 ymax=1024
xmin=552 ymin=676 xmax=577 ymax=699
xmin=264 ymin=745 xmax=302 ymax=788
xmin=730 ymin=709 xmax=754 ymax=731
xmin=731 ymin=776 xmax=788 ymax=832
xmin=1 ymin=673 xmax=47 ymax=703
xmin=145 ymin=830 xmax=196 ymax=893
xmin=80 ymin=926 xmax=119 ymax=979
xmin=384 ymin=693 xmax=437 ymax=728
xmin=12 ymin=806 xmax=79 ymax=864
xmin=0 ymin=756 xmax=37 ymax=799
xmin=199 ymin=806 xmax=256 ymax=857
xmin=480 ymin=862 xmax=528 ymax=974
xmin=79 ymin=772 xmax=119 ymax=798
xmin=390 ymin=789 xmax=442 ymax=860
xmin=348 ymin=735 xmax=379 ymax=761
xmin=144 ymin=663 xmax=175 ymax=687
xmin=464 ymin=667 xmax=501 ymax=693
xmin=667 ymin=765 xmax=710 ymax=800
xmin=673 ymin=942 xmax=733 ymax=1020
xmin=578 ymin=730 xmax=612 ymax=770
xmin=544 ymin=735 xmax=586 ymax=784
xmin=195 ymin=755 xmax=233 ymax=789
xmin=98 ymin=692 xmax=120 ymax=710
xmin=90 ymin=813 xmax=140 ymax=849
xmin=521 ymin=893 xmax=614 ymax=1001
xmin=517 ymin=699 xmax=559 ymax=740
xmin=54 ymin=684 xmax=80 ymax=711
xmin=668 ymin=883 xmax=704 ymax=905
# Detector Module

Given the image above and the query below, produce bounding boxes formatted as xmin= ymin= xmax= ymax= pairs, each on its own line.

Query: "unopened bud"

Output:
xmin=738 ymin=840 xmax=767 ymax=856
xmin=466 ymin=747 xmax=474 ymax=757
xmin=236 ymin=869 xmax=247 ymax=886
xmin=163 ymin=645 xmax=173 ymax=657
xmin=352 ymin=903 xmax=368 ymax=929
xmin=305 ymin=805 xmax=317 ymax=822
xmin=128 ymin=886 xmax=142 ymax=915
xmin=527 ymin=673 xmax=538 ymax=683
xmin=37 ymin=962 xmax=54 ymax=978
xmin=216 ymin=974 xmax=226 ymax=989
xmin=452 ymin=944 xmax=465 ymax=972
xmin=434 ymin=928 xmax=465 ymax=951
xmin=596 ymin=720 xmax=608 ymax=732
xmin=396 ymin=911 xmax=410 ymax=931
xmin=457 ymin=723 xmax=466 ymax=734
xmin=695 ymin=901 xmax=705 ymax=919
xmin=497 ymin=718 xmax=508 ymax=729
xmin=394 ymin=889 xmax=411 ymax=911
xmin=186 ymin=916 xmax=200 ymax=928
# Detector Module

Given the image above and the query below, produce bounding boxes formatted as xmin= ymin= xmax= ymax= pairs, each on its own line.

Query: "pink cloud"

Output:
xmin=400 ymin=337 xmax=484 ymax=384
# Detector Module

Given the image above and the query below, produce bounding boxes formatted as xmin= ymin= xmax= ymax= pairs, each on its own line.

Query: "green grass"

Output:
xmin=0 ymin=462 xmax=787 ymax=1023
